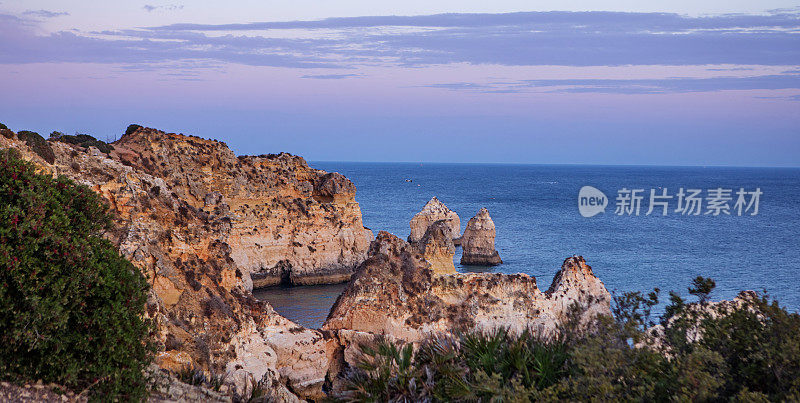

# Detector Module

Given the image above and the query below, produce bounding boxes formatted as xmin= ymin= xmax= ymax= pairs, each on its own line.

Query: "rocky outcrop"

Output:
xmin=0 ymin=125 xmax=615 ymax=401
xmin=460 ymin=208 xmax=502 ymax=266
xmin=324 ymin=232 xmax=611 ymax=342
xmin=412 ymin=220 xmax=456 ymax=274
xmin=408 ymin=197 xmax=460 ymax=243
xmin=147 ymin=365 xmax=232 ymax=403
xmin=0 ymin=127 xmax=365 ymax=400
xmin=111 ymin=128 xmax=373 ymax=287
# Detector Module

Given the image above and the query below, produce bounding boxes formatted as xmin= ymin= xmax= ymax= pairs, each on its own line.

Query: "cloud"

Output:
xmin=754 ymin=94 xmax=800 ymax=101
xmin=143 ymin=4 xmax=184 ymax=13
xmin=300 ymin=73 xmax=361 ymax=79
xmin=22 ymin=10 xmax=69 ymax=18
xmin=422 ymin=74 xmax=800 ymax=95
xmin=421 ymin=82 xmax=491 ymax=90
xmin=0 ymin=15 xmax=345 ymax=68
xmin=0 ymin=9 xmax=798 ymax=72
xmin=111 ymin=10 xmax=800 ymax=67
xmin=150 ymin=10 xmax=800 ymax=32
xmin=706 ymin=67 xmax=754 ymax=72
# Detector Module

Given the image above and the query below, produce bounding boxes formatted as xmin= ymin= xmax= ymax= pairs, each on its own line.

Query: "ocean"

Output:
xmin=254 ymin=163 xmax=800 ymax=328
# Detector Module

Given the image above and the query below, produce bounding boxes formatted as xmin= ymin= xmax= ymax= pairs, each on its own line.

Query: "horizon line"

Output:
xmin=308 ymin=160 xmax=800 ymax=169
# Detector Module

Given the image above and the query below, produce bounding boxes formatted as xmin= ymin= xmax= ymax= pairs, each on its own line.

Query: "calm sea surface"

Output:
xmin=255 ymin=163 xmax=800 ymax=328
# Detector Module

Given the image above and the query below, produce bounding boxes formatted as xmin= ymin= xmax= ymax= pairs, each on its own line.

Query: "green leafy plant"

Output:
xmin=177 ymin=365 xmax=207 ymax=386
xmin=125 ymin=124 xmax=143 ymax=136
xmin=53 ymin=133 xmax=114 ymax=154
xmin=0 ymin=149 xmax=154 ymax=400
xmin=208 ymin=372 xmax=227 ymax=392
xmin=247 ymin=378 xmax=269 ymax=402
xmin=688 ymin=276 xmax=715 ymax=304
xmin=15 ymin=130 xmax=55 ymax=164
xmin=340 ymin=329 xmax=569 ymax=402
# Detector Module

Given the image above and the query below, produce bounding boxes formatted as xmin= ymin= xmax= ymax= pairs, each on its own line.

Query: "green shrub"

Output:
xmin=548 ymin=283 xmax=800 ymax=402
xmin=53 ymin=133 xmax=114 ymax=155
xmin=177 ymin=365 xmax=207 ymax=386
xmin=340 ymin=329 xmax=569 ymax=402
xmin=0 ymin=122 xmax=8 ymax=130
xmin=663 ymin=291 xmax=800 ymax=400
xmin=0 ymin=149 xmax=154 ymax=400
xmin=16 ymin=131 xmax=55 ymax=164
xmin=125 ymin=124 xmax=143 ymax=136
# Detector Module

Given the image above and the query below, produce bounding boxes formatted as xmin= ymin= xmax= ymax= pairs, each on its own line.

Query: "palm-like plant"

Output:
xmin=341 ymin=339 xmax=432 ymax=402
xmin=338 ymin=329 xmax=569 ymax=402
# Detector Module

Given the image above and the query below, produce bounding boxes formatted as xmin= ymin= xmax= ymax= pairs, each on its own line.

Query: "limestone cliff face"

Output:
xmin=461 ymin=208 xmax=502 ymax=266
xmin=111 ymin=128 xmax=373 ymax=287
xmin=0 ymin=128 xmax=365 ymax=400
xmin=408 ymin=197 xmax=460 ymax=243
xmin=324 ymin=232 xmax=611 ymax=342
xmin=413 ymin=220 xmax=456 ymax=274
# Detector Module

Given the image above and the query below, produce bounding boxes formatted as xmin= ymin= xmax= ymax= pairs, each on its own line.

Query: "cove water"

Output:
xmin=255 ymin=163 xmax=800 ymax=328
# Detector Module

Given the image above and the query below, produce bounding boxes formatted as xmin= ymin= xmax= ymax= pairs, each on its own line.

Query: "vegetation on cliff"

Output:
xmin=338 ymin=277 xmax=800 ymax=402
xmin=15 ymin=130 xmax=55 ymax=164
xmin=50 ymin=131 xmax=114 ymax=155
xmin=0 ymin=149 xmax=154 ymax=400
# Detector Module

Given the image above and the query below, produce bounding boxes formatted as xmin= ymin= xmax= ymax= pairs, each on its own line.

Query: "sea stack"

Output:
xmin=408 ymin=196 xmax=460 ymax=243
xmin=460 ymin=208 xmax=502 ymax=265
xmin=415 ymin=220 xmax=457 ymax=274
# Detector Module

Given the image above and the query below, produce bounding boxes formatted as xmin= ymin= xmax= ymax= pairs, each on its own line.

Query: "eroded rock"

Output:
xmin=111 ymin=128 xmax=374 ymax=287
xmin=460 ymin=208 xmax=502 ymax=266
xmin=324 ymin=232 xmax=611 ymax=343
xmin=408 ymin=197 xmax=460 ymax=243
xmin=413 ymin=220 xmax=456 ymax=274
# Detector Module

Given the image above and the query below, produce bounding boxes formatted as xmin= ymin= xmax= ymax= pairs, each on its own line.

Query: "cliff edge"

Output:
xmin=0 ymin=126 xmax=373 ymax=400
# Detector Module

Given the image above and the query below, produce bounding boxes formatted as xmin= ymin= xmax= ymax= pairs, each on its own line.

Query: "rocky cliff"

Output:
xmin=461 ymin=207 xmax=502 ymax=265
xmin=0 ymin=127 xmax=369 ymax=400
xmin=110 ymin=128 xmax=373 ymax=287
xmin=408 ymin=196 xmax=460 ymax=243
xmin=412 ymin=219 xmax=456 ymax=274
xmin=324 ymin=232 xmax=611 ymax=342
xmin=1 ymin=125 xmax=615 ymax=401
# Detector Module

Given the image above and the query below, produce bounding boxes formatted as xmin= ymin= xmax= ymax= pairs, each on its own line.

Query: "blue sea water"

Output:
xmin=255 ymin=163 xmax=800 ymax=328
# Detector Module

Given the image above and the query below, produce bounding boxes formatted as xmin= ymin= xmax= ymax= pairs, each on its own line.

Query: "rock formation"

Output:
xmin=413 ymin=220 xmax=456 ymax=274
xmin=460 ymin=208 xmax=502 ymax=265
xmin=324 ymin=232 xmax=611 ymax=342
xmin=1 ymin=125 xmax=613 ymax=401
xmin=0 ymin=127 xmax=364 ymax=400
xmin=408 ymin=196 xmax=460 ymax=243
xmin=110 ymin=128 xmax=373 ymax=287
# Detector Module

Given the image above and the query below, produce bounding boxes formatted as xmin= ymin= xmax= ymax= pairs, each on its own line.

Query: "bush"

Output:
xmin=16 ymin=131 xmax=55 ymax=164
xmin=53 ymin=133 xmax=114 ymax=155
xmin=337 ymin=280 xmax=800 ymax=402
xmin=0 ymin=122 xmax=8 ymax=130
xmin=340 ymin=329 xmax=569 ymax=402
xmin=125 ymin=124 xmax=143 ymax=136
xmin=0 ymin=149 xmax=154 ymax=400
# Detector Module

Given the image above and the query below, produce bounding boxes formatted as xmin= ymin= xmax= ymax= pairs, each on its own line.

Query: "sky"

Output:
xmin=0 ymin=1 xmax=799 ymax=166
